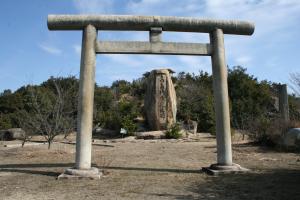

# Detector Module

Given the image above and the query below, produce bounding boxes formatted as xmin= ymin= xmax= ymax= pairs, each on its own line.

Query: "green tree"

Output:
xmin=228 ymin=66 xmax=274 ymax=130
xmin=176 ymin=71 xmax=215 ymax=133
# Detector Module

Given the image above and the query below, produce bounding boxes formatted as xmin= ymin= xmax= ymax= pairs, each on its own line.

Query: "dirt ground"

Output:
xmin=0 ymin=133 xmax=300 ymax=200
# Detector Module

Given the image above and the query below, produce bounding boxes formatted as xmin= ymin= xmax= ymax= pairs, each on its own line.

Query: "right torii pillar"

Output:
xmin=203 ymin=28 xmax=249 ymax=175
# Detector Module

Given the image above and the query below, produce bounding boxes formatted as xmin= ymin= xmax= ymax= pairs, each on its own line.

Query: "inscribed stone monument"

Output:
xmin=144 ymin=69 xmax=177 ymax=130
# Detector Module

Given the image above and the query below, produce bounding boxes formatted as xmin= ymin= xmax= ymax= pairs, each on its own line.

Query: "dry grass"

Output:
xmin=0 ymin=134 xmax=300 ymax=200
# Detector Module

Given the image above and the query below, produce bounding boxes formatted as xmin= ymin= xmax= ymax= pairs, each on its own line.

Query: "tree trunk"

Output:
xmin=48 ymin=140 xmax=52 ymax=149
xmin=22 ymin=140 xmax=25 ymax=148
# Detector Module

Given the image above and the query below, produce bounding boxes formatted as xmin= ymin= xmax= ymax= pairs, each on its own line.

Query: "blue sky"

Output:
xmin=0 ymin=0 xmax=299 ymax=92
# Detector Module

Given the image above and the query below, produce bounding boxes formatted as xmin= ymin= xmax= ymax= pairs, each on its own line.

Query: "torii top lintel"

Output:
xmin=47 ymin=15 xmax=255 ymax=35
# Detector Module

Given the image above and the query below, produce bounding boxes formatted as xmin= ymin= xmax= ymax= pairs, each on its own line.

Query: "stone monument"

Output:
xmin=144 ymin=69 xmax=177 ymax=130
xmin=278 ymin=84 xmax=290 ymax=122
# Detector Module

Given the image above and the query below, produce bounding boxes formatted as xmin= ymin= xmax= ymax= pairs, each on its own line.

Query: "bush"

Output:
xmin=121 ymin=116 xmax=137 ymax=136
xmin=97 ymin=110 xmax=122 ymax=131
xmin=176 ymin=71 xmax=215 ymax=134
xmin=248 ymin=117 xmax=299 ymax=147
xmin=165 ymin=123 xmax=182 ymax=139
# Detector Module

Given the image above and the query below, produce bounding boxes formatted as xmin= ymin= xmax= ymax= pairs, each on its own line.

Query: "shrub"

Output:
xmin=121 ymin=116 xmax=137 ymax=136
xmin=248 ymin=117 xmax=299 ymax=147
xmin=165 ymin=123 xmax=182 ymax=139
xmin=176 ymin=71 xmax=215 ymax=134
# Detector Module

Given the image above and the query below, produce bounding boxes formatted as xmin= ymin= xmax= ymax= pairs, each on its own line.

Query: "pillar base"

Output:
xmin=202 ymin=163 xmax=249 ymax=175
xmin=58 ymin=167 xmax=102 ymax=180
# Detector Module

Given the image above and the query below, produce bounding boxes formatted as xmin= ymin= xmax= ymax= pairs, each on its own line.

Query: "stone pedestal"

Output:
xmin=144 ymin=69 xmax=177 ymax=130
xmin=58 ymin=167 xmax=102 ymax=180
xmin=202 ymin=163 xmax=249 ymax=175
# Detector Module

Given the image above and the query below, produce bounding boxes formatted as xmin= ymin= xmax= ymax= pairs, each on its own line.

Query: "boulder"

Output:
xmin=92 ymin=127 xmax=118 ymax=139
xmin=135 ymin=131 xmax=165 ymax=139
xmin=0 ymin=128 xmax=25 ymax=141
xmin=283 ymin=128 xmax=300 ymax=148
xmin=144 ymin=69 xmax=177 ymax=130
xmin=0 ymin=130 xmax=9 ymax=140
xmin=182 ymin=120 xmax=198 ymax=134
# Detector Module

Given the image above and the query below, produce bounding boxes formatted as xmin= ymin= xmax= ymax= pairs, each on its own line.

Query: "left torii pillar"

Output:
xmin=58 ymin=24 xmax=102 ymax=179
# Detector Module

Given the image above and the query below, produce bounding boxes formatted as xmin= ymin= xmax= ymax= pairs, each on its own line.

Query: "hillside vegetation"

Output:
xmin=0 ymin=66 xmax=299 ymax=147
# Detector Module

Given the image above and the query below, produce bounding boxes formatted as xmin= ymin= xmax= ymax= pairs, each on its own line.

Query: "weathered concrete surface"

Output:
xmin=145 ymin=69 xmax=177 ymax=131
xmin=149 ymin=27 xmax=162 ymax=42
xmin=58 ymin=167 xmax=102 ymax=180
xmin=76 ymin=24 xmax=97 ymax=170
xmin=210 ymin=29 xmax=232 ymax=166
xmin=47 ymin=15 xmax=255 ymax=35
xmin=96 ymin=41 xmax=211 ymax=55
xmin=202 ymin=163 xmax=249 ymax=175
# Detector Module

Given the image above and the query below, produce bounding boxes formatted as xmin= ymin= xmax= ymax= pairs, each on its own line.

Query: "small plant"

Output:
xmin=121 ymin=116 xmax=137 ymax=136
xmin=165 ymin=123 xmax=182 ymax=139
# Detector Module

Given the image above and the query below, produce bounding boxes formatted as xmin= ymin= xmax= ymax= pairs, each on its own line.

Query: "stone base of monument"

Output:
xmin=202 ymin=163 xmax=249 ymax=175
xmin=57 ymin=167 xmax=102 ymax=180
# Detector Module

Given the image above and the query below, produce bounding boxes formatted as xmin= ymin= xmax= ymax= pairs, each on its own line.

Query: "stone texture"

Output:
xmin=76 ymin=24 xmax=97 ymax=170
xmin=202 ymin=163 xmax=249 ymax=175
xmin=96 ymin=41 xmax=211 ymax=56
xmin=144 ymin=69 xmax=177 ymax=131
xmin=278 ymin=84 xmax=290 ymax=122
xmin=182 ymin=120 xmax=198 ymax=134
xmin=0 ymin=128 xmax=25 ymax=141
xmin=47 ymin=15 xmax=255 ymax=35
xmin=58 ymin=167 xmax=102 ymax=180
xmin=210 ymin=28 xmax=232 ymax=166
xmin=135 ymin=131 xmax=166 ymax=139
xmin=283 ymin=128 xmax=300 ymax=148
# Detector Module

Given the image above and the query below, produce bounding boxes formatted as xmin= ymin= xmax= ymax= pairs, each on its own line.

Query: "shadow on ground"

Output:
xmin=1 ymin=162 xmax=300 ymax=199
xmin=60 ymin=141 xmax=115 ymax=148
xmin=0 ymin=163 xmax=74 ymax=177
xmin=0 ymin=163 xmax=201 ymax=177
xmin=204 ymin=142 xmax=300 ymax=154
xmin=152 ymin=168 xmax=300 ymax=200
xmin=99 ymin=165 xmax=300 ymax=200
xmin=101 ymin=166 xmax=201 ymax=174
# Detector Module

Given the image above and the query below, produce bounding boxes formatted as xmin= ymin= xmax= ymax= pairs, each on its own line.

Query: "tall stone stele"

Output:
xmin=144 ymin=69 xmax=177 ymax=130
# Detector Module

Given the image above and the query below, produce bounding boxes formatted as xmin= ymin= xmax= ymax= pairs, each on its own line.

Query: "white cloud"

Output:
xmin=235 ymin=56 xmax=252 ymax=66
xmin=177 ymin=56 xmax=211 ymax=73
xmin=38 ymin=43 xmax=62 ymax=55
xmin=126 ymin=0 xmax=203 ymax=16
xmin=73 ymin=44 xmax=81 ymax=55
xmin=72 ymin=0 xmax=300 ymax=84
xmin=73 ymin=0 xmax=114 ymax=14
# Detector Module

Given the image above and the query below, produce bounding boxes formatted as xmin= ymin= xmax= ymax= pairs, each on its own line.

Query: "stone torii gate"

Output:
xmin=47 ymin=15 xmax=255 ymax=178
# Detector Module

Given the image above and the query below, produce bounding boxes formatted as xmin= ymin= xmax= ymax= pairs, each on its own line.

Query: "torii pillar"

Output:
xmin=58 ymin=25 xmax=102 ymax=179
